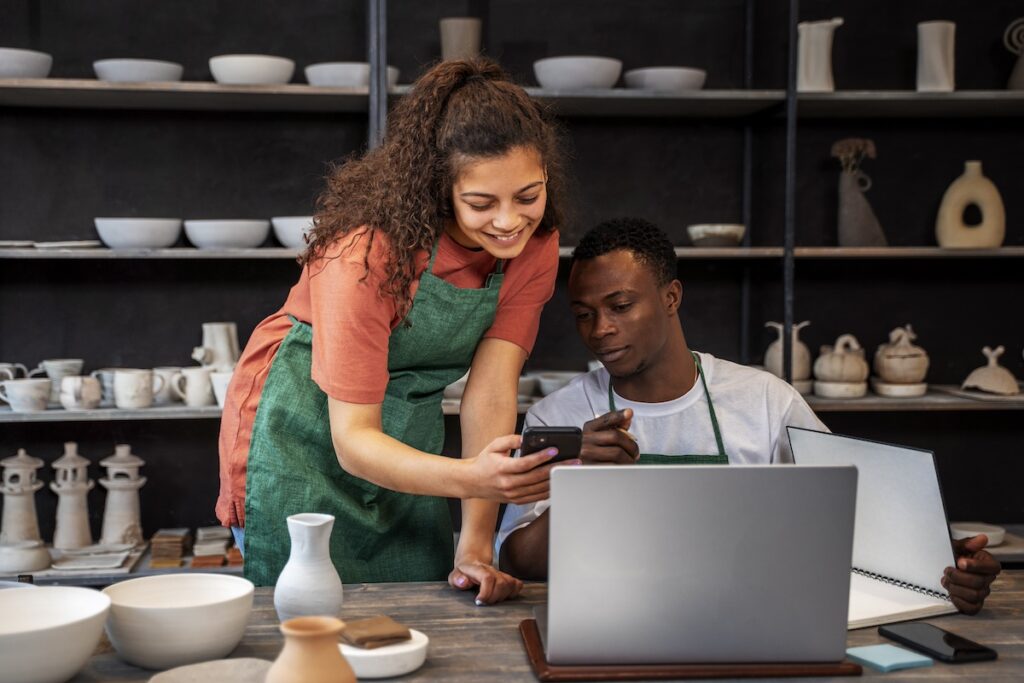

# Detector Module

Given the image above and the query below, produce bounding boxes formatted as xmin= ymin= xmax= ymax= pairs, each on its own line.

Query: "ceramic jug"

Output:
xmin=274 ymin=513 xmax=344 ymax=622
xmin=1004 ymin=18 xmax=1024 ymax=90
xmin=764 ymin=321 xmax=812 ymax=381
xmin=266 ymin=616 xmax=357 ymax=683
xmin=192 ymin=322 xmax=240 ymax=371
xmin=797 ymin=17 xmax=843 ymax=92
xmin=935 ymin=161 xmax=1005 ymax=248
xmin=917 ymin=21 xmax=956 ymax=92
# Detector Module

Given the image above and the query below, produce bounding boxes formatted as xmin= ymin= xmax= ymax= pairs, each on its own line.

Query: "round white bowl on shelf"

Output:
xmin=94 ymin=218 xmax=182 ymax=249
xmin=271 ymin=216 xmax=315 ymax=249
xmin=0 ymin=586 xmax=111 ymax=683
xmin=209 ymin=54 xmax=295 ymax=85
xmin=686 ymin=223 xmax=746 ymax=247
xmin=93 ymin=58 xmax=184 ymax=82
xmin=623 ymin=67 xmax=707 ymax=91
xmin=305 ymin=62 xmax=399 ymax=88
xmin=102 ymin=573 xmax=254 ymax=670
xmin=536 ymin=371 xmax=582 ymax=396
xmin=533 ymin=56 xmax=622 ymax=89
xmin=0 ymin=540 xmax=51 ymax=573
xmin=184 ymin=220 xmax=270 ymax=249
xmin=0 ymin=47 xmax=53 ymax=78
xmin=949 ymin=522 xmax=1005 ymax=546
xmin=340 ymin=629 xmax=429 ymax=679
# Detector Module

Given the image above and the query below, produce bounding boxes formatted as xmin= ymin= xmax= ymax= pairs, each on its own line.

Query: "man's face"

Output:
xmin=568 ymin=249 xmax=678 ymax=378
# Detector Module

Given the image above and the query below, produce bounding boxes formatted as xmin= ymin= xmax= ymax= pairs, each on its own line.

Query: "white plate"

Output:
xmin=340 ymin=628 xmax=428 ymax=679
xmin=148 ymin=657 xmax=271 ymax=682
xmin=0 ymin=240 xmax=33 ymax=248
xmin=33 ymin=240 xmax=103 ymax=249
xmin=51 ymin=551 xmax=130 ymax=570
xmin=58 ymin=543 xmax=135 ymax=556
xmin=950 ymin=522 xmax=1005 ymax=546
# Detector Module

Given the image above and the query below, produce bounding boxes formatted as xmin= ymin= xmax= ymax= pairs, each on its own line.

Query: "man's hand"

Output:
xmin=449 ymin=557 xmax=524 ymax=605
xmin=943 ymin=534 xmax=1001 ymax=615
xmin=580 ymin=409 xmax=639 ymax=464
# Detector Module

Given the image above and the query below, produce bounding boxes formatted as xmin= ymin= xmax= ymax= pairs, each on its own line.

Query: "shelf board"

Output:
xmin=0 ymin=405 xmax=223 ymax=423
xmin=0 ymin=247 xmax=301 ymax=259
xmin=558 ymin=246 xmax=784 ymax=259
xmin=798 ymin=90 xmax=1024 ymax=118
xmin=794 ymin=246 xmax=1024 ymax=259
xmin=806 ymin=386 xmax=1024 ymax=412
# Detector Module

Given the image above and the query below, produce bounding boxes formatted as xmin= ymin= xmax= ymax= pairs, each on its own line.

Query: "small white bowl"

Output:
xmin=184 ymin=220 xmax=270 ymax=249
xmin=340 ymin=628 xmax=429 ymax=679
xmin=686 ymin=223 xmax=746 ymax=247
xmin=209 ymin=54 xmax=295 ymax=85
xmin=93 ymin=58 xmax=184 ymax=82
xmin=102 ymin=573 xmax=254 ymax=670
xmin=950 ymin=522 xmax=1005 ymax=546
xmin=0 ymin=586 xmax=111 ymax=683
xmin=211 ymin=371 xmax=233 ymax=408
xmin=624 ymin=66 xmax=707 ymax=91
xmin=305 ymin=62 xmax=399 ymax=88
xmin=536 ymin=371 xmax=581 ymax=396
xmin=0 ymin=541 xmax=51 ymax=573
xmin=0 ymin=47 xmax=53 ymax=78
xmin=533 ymin=56 xmax=622 ymax=89
xmin=95 ymin=218 xmax=182 ymax=249
xmin=271 ymin=216 xmax=315 ymax=249
xmin=443 ymin=371 xmax=470 ymax=399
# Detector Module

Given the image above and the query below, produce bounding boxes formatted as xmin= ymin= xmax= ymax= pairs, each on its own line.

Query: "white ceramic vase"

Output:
xmin=917 ymin=21 xmax=956 ymax=92
xmin=274 ymin=513 xmax=344 ymax=622
xmin=935 ymin=161 xmax=1005 ymax=248
xmin=764 ymin=321 xmax=812 ymax=382
xmin=797 ymin=17 xmax=843 ymax=92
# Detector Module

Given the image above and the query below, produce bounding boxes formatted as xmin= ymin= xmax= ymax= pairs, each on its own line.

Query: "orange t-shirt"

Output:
xmin=216 ymin=227 xmax=560 ymax=527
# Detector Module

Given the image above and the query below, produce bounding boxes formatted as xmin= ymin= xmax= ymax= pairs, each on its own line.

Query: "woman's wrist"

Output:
xmin=448 ymin=456 xmax=475 ymax=499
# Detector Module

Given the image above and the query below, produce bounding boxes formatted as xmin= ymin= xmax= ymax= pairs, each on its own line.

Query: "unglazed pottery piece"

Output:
xmin=874 ymin=325 xmax=929 ymax=384
xmin=171 ymin=367 xmax=216 ymax=407
xmin=0 ymin=586 xmax=110 ymax=683
xmin=266 ymin=616 xmax=357 ymax=683
xmin=797 ymin=18 xmax=843 ymax=92
xmin=94 ymin=218 xmax=182 ymax=249
xmin=153 ymin=367 xmax=182 ymax=405
xmin=209 ymin=55 xmax=294 ymax=85
xmin=148 ymin=657 xmax=272 ymax=682
xmin=0 ymin=540 xmax=51 ymax=573
xmin=0 ymin=362 xmax=29 ymax=381
xmin=813 ymin=380 xmax=868 ymax=399
xmin=274 ymin=513 xmax=343 ymax=622
xmin=340 ymin=628 xmax=429 ymax=679
xmin=440 ymin=17 xmax=482 ymax=61
xmin=917 ymin=21 xmax=956 ymax=92
xmin=29 ymin=358 xmax=84 ymax=405
xmin=304 ymin=63 xmax=399 ymax=88
xmin=1 ymin=448 xmax=44 ymax=543
xmin=832 ymin=138 xmax=887 ymax=247
xmin=962 ymin=346 xmax=1019 ymax=396
xmin=1006 ymin=18 xmax=1024 ymax=89
xmin=764 ymin=321 xmax=812 ymax=381
xmin=533 ymin=56 xmax=622 ymax=89
xmin=98 ymin=445 xmax=146 ymax=546
xmin=871 ymin=379 xmax=928 ymax=398
xmin=50 ymin=442 xmax=94 ymax=549
xmin=103 ymin=573 xmax=254 ymax=670
xmin=183 ymin=220 xmax=270 ymax=249
xmin=93 ymin=59 xmax=183 ymax=83
xmin=623 ymin=67 xmax=706 ymax=91
xmin=936 ymin=161 xmax=1006 ymax=248
xmin=814 ymin=334 xmax=869 ymax=382
xmin=0 ymin=378 xmax=51 ymax=412
xmin=60 ymin=375 xmax=102 ymax=410
xmin=114 ymin=369 xmax=163 ymax=409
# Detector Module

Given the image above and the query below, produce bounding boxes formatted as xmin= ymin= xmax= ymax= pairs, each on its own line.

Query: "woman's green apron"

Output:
xmin=244 ymin=242 xmax=504 ymax=586
xmin=607 ymin=352 xmax=728 ymax=465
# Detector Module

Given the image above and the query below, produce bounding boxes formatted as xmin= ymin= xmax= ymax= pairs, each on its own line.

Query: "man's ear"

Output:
xmin=663 ymin=279 xmax=682 ymax=315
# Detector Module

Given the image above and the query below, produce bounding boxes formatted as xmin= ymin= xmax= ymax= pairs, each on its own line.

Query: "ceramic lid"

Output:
xmin=53 ymin=442 xmax=90 ymax=469
xmin=1 ymin=448 xmax=43 ymax=470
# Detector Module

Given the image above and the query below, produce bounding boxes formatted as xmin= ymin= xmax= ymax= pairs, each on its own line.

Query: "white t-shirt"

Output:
xmin=496 ymin=352 xmax=828 ymax=555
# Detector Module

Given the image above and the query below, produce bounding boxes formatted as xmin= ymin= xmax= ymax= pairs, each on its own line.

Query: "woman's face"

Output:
xmin=447 ymin=146 xmax=547 ymax=259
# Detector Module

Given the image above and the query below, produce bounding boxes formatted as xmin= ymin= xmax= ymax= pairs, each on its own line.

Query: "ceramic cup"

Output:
xmin=28 ymin=358 xmax=85 ymax=405
xmin=440 ymin=17 xmax=482 ymax=61
xmin=210 ymin=371 xmax=234 ymax=408
xmin=89 ymin=367 xmax=119 ymax=407
xmin=114 ymin=369 xmax=164 ymax=409
xmin=0 ymin=378 xmax=52 ymax=412
xmin=153 ymin=366 xmax=182 ymax=405
xmin=0 ymin=362 xmax=29 ymax=382
xmin=60 ymin=375 xmax=102 ymax=411
xmin=172 ymin=367 xmax=215 ymax=407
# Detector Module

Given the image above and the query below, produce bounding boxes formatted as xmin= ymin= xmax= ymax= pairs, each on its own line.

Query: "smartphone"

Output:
xmin=521 ymin=426 xmax=582 ymax=464
xmin=878 ymin=623 xmax=997 ymax=663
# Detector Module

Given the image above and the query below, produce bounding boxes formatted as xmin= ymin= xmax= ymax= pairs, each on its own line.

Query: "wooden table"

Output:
xmin=74 ymin=571 xmax=1023 ymax=682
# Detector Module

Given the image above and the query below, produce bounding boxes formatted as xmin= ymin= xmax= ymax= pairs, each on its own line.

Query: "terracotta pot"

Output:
xmin=266 ymin=616 xmax=356 ymax=683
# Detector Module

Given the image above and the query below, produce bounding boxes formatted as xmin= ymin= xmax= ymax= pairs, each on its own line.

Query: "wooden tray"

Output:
xmin=519 ymin=619 xmax=862 ymax=681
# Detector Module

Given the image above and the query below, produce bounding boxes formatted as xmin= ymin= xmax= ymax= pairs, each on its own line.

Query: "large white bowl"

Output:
xmin=624 ymin=66 xmax=707 ymax=91
xmin=0 ymin=586 xmax=111 ymax=683
xmin=95 ymin=218 xmax=182 ymax=249
xmin=0 ymin=47 xmax=53 ymax=78
xmin=93 ymin=58 xmax=184 ymax=82
xmin=340 ymin=628 xmax=429 ymax=679
xmin=209 ymin=54 xmax=295 ymax=85
xmin=305 ymin=62 xmax=399 ymax=88
xmin=271 ymin=216 xmax=314 ymax=248
xmin=184 ymin=220 xmax=270 ymax=249
xmin=102 ymin=573 xmax=254 ymax=669
xmin=533 ymin=56 xmax=622 ymax=89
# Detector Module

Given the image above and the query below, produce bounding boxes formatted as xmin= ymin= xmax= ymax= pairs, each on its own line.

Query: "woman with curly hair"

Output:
xmin=216 ymin=58 xmax=570 ymax=603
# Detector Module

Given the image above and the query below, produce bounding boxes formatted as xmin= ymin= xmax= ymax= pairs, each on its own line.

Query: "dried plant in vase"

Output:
xmin=962 ymin=346 xmax=1020 ymax=396
xmin=831 ymin=138 xmax=887 ymax=247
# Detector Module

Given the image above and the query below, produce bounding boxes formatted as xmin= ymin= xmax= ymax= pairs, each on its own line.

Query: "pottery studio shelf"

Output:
xmin=797 ymin=91 xmax=1024 ymax=118
xmin=793 ymin=246 xmax=1024 ymax=259
xmin=3 ymin=548 xmax=244 ymax=587
xmin=805 ymin=386 xmax=1024 ymax=412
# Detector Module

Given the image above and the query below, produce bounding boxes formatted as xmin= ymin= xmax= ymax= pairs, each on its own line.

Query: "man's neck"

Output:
xmin=611 ymin=324 xmax=696 ymax=403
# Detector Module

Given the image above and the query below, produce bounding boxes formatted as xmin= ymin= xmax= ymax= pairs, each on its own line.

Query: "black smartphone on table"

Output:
xmin=878 ymin=623 xmax=997 ymax=663
xmin=521 ymin=426 xmax=582 ymax=464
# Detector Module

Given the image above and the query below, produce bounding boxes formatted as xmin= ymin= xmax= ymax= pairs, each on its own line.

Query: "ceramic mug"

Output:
xmin=89 ymin=367 xmax=119 ymax=407
xmin=153 ymin=366 xmax=182 ymax=405
xmin=172 ymin=367 xmax=215 ymax=407
xmin=114 ymin=369 xmax=164 ymax=409
xmin=210 ymin=370 xmax=234 ymax=408
xmin=60 ymin=375 xmax=102 ymax=410
xmin=29 ymin=358 xmax=85 ymax=404
xmin=0 ymin=378 xmax=52 ymax=412
xmin=0 ymin=362 xmax=29 ymax=382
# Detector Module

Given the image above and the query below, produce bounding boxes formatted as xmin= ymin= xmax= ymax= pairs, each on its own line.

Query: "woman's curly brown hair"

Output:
xmin=302 ymin=57 xmax=569 ymax=319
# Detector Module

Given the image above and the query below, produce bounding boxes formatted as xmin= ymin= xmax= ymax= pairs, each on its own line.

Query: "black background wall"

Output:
xmin=1 ymin=0 xmax=1021 ymax=541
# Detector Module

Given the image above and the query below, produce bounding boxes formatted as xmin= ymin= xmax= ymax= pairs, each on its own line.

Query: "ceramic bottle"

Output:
xmin=797 ymin=18 xmax=843 ymax=92
xmin=917 ymin=21 xmax=956 ymax=92
xmin=274 ymin=513 xmax=344 ymax=622
xmin=935 ymin=161 xmax=1005 ymax=248
xmin=764 ymin=321 xmax=812 ymax=382
xmin=266 ymin=616 xmax=357 ymax=683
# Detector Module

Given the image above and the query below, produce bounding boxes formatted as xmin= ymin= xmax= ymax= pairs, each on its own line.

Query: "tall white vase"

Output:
xmin=797 ymin=18 xmax=844 ymax=92
xmin=935 ymin=161 xmax=1005 ymax=248
xmin=917 ymin=21 xmax=956 ymax=92
xmin=274 ymin=513 xmax=344 ymax=622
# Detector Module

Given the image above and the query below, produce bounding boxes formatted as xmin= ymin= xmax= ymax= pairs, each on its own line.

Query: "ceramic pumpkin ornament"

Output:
xmin=874 ymin=325 xmax=929 ymax=384
xmin=814 ymin=334 xmax=869 ymax=382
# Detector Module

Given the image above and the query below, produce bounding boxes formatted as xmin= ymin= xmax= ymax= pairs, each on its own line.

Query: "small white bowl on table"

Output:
xmin=271 ymin=216 xmax=315 ymax=249
xmin=533 ymin=56 xmax=622 ymax=89
xmin=184 ymin=219 xmax=270 ymax=249
xmin=340 ymin=628 xmax=430 ymax=679
xmin=305 ymin=62 xmax=400 ymax=88
xmin=0 ymin=47 xmax=52 ymax=78
xmin=95 ymin=218 xmax=182 ymax=249
xmin=209 ymin=54 xmax=295 ymax=85
xmin=950 ymin=522 xmax=1005 ymax=546
xmin=93 ymin=58 xmax=184 ymax=82
xmin=623 ymin=66 xmax=707 ymax=91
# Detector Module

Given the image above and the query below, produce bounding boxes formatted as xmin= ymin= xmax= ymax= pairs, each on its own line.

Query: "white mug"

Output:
xmin=114 ymin=369 xmax=164 ymax=409
xmin=0 ymin=362 xmax=29 ymax=383
xmin=29 ymin=358 xmax=85 ymax=405
xmin=89 ymin=367 xmax=119 ymax=407
xmin=0 ymin=378 xmax=52 ymax=412
xmin=210 ymin=370 xmax=234 ymax=408
xmin=172 ymin=367 xmax=215 ymax=407
xmin=153 ymin=366 xmax=182 ymax=405
xmin=60 ymin=376 xmax=102 ymax=411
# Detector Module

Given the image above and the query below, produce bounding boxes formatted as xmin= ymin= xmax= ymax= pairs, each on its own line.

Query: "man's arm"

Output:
xmin=500 ymin=509 xmax=550 ymax=579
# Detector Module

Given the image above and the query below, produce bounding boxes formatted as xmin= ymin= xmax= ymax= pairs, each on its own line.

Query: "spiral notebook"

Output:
xmin=789 ymin=427 xmax=958 ymax=630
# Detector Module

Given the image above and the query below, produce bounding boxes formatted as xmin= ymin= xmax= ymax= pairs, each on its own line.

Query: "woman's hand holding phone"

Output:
xmin=462 ymin=434 xmax=573 ymax=504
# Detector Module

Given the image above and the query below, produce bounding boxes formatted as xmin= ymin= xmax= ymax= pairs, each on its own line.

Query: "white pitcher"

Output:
xmin=274 ymin=513 xmax=344 ymax=622
xmin=192 ymin=322 xmax=241 ymax=371
xmin=797 ymin=17 xmax=844 ymax=92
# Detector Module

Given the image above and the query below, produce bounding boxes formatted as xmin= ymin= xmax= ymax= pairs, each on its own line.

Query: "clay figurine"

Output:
xmin=962 ymin=346 xmax=1020 ymax=396
xmin=764 ymin=321 xmax=812 ymax=394
xmin=814 ymin=334 xmax=869 ymax=398
xmin=831 ymin=138 xmax=887 ymax=247
xmin=98 ymin=444 xmax=146 ymax=547
xmin=1 ymin=448 xmax=44 ymax=544
xmin=872 ymin=325 xmax=930 ymax=398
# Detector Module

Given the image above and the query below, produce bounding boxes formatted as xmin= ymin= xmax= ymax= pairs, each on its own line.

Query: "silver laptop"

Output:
xmin=544 ymin=465 xmax=857 ymax=665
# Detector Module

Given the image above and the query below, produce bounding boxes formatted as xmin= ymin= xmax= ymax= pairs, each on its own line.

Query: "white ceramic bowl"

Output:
xmin=0 ymin=580 xmax=36 ymax=589
xmin=93 ymin=58 xmax=184 ymax=82
xmin=209 ymin=54 xmax=295 ymax=85
xmin=103 ymin=573 xmax=254 ymax=669
xmin=443 ymin=371 xmax=470 ymax=399
xmin=533 ymin=56 xmax=622 ymax=89
xmin=184 ymin=220 xmax=270 ymax=249
xmin=95 ymin=218 xmax=182 ymax=249
xmin=211 ymin=371 xmax=233 ymax=408
xmin=340 ymin=628 xmax=429 ymax=679
xmin=0 ymin=541 xmax=51 ymax=573
xmin=0 ymin=47 xmax=53 ymax=78
xmin=271 ymin=216 xmax=314 ymax=249
xmin=950 ymin=522 xmax=1005 ymax=546
xmin=0 ymin=586 xmax=111 ymax=683
xmin=537 ymin=371 xmax=581 ymax=396
xmin=686 ymin=223 xmax=746 ymax=247
xmin=305 ymin=62 xmax=399 ymax=88
xmin=623 ymin=66 xmax=707 ymax=91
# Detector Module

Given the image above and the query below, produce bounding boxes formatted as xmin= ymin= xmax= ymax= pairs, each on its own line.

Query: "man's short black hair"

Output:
xmin=571 ymin=217 xmax=676 ymax=285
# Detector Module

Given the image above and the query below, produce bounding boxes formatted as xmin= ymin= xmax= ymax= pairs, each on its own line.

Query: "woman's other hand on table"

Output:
xmin=449 ymin=557 xmax=524 ymax=605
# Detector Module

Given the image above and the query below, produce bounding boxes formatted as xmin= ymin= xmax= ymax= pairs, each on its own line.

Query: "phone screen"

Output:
xmin=879 ymin=623 xmax=997 ymax=663
xmin=521 ymin=426 xmax=582 ymax=463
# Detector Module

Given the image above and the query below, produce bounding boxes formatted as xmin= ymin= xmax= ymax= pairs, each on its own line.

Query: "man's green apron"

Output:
xmin=244 ymin=241 xmax=504 ymax=586
xmin=607 ymin=352 xmax=728 ymax=465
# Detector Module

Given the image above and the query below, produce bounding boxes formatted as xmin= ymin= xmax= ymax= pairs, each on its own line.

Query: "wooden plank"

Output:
xmin=798 ymin=91 xmax=1024 ymax=118
xmin=795 ymin=247 xmax=1024 ymax=259
xmin=0 ymin=247 xmax=301 ymax=259
xmin=807 ymin=386 xmax=1024 ymax=412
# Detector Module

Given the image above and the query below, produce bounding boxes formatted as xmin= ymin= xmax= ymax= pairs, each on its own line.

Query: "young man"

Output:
xmin=498 ymin=217 xmax=1000 ymax=616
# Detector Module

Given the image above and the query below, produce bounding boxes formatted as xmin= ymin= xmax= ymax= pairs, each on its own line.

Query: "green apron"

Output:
xmin=608 ymin=352 xmax=728 ymax=465
xmin=243 ymin=240 xmax=504 ymax=586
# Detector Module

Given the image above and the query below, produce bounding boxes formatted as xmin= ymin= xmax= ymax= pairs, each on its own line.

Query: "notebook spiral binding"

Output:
xmin=852 ymin=567 xmax=952 ymax=602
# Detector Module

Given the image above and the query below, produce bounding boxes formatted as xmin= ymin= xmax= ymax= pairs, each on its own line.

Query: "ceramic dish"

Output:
xmin=624 ymin=66 xmax=707 ymax=90
xmin=0 ymin=47 xmax=52 ymax=78
xmin=686 ymin=223 xmax=745 ymax=247
xmin=304 ymin=62 xmax=400 ymax=88
xmin=813 ymin=380 xmax=867 ymax=399
xmin=533 ymin=56 xmax=622 ymax=89
xmin=33 ymin=240 xmax=102 ymax=249
xmin=0 ymin=586 xmax=111 ymax=683
xmin=870 ymin=378 xmax=928 ymax=398
xmin=950 ymin=522 xmax=1005 ymax=546
xmin=209 ymin=54 xmax=295 ymax=85
xmin=149 ymin=657 xmax=272 ymax=682
xmin=271 ymin=216 xmax=314 ymax=249
xmin=95 ymin=218 xmax=182 ymax=249
xmin=340 ymin=628 xmax=429 ymax=679
xmin=0 ymin=541 xmax=51 ymax=573
xmin=184 ymin=220 xmax=270 ymax=249
xmin=93 ymin=58 xmax=184 ymax=82
xmin=103 ymin=573 xmax=254 ymax=669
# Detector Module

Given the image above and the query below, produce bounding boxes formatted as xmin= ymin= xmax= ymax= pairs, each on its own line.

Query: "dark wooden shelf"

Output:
xmin=794 ymin=246 xmax=1024 ymax=259
xmin=798 ymin=91 xmax=1024 ymax=118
